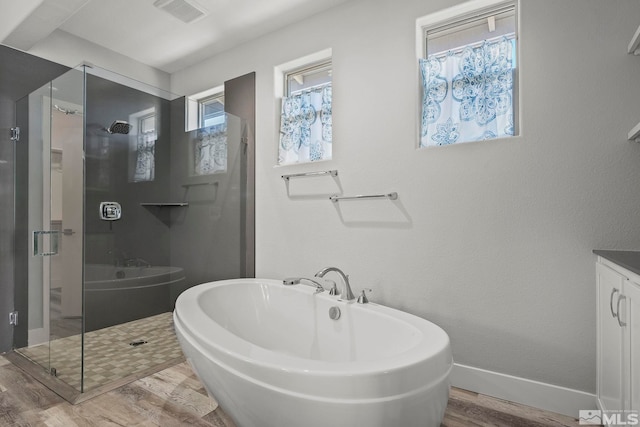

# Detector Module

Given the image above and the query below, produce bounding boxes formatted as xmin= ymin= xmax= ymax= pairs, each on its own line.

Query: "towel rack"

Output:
xmin=181 ymin=181 xmax=218 ymax=188
xmin=281 ymin=170 xmax=338 ymax=181
xmin=330 ymin=192 xmax=398 ymax=202
xmin=140 ymin=202 xmax=189 ymax=207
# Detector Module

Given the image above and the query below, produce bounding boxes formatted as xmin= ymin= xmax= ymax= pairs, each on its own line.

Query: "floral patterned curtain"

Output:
xmin=420 ymin=36 xmax=515 ymax=147
xmin=133 ymin=131 xmax=156 ymax=182
xmin=194 ymin=121 xmax=227 ymax=175
xmin=279 ymin=85 xmax=332 ymax=164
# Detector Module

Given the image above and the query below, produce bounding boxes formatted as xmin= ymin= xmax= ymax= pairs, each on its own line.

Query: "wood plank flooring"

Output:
xmin=0 ymin=355 xmax=582 ymax=426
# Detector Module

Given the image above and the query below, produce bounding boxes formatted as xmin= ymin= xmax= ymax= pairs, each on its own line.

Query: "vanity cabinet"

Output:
xmin=596 ymin=256 xmax=640 ymax=423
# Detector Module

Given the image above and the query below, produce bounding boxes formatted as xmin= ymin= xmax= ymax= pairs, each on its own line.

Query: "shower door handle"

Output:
xmin=33 ymin=230 xmax=60 ymax=256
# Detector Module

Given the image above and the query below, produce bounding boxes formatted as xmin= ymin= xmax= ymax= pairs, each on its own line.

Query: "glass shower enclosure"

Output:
xmin=13 ymin=67 xmax=85 ymax=395
xmin=11 ymin=64 xmax=251 ymax=402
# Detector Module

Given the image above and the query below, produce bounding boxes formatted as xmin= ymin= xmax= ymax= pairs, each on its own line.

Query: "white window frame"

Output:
xmin=139 ymin=112 xmax=156 ymax=135
xmin=284 ymin=59 xmax=332 ymax=97
xmin=185 ymin=84 xmax=224 ymax=131
xmin=199 ymin=92 xmax=225 ymax=128
xmin=416 ymin=0 xmax=521 ymax=146
xmin=274 ymin=48 xmax=332 ymax=101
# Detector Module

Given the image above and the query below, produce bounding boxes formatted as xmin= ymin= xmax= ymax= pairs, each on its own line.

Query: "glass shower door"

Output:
xmin=47 ymin=68 xmax=84 ymax=391
xmin=16 ymin=67 xmax=85 ymax=393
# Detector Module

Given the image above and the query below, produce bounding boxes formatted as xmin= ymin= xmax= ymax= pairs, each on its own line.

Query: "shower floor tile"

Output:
xmin=16 ymin=312 xmax=184 ymax=392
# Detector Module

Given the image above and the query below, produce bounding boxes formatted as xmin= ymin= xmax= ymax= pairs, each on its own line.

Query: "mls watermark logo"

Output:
xmin=579 ymin=409 xmax=639 ymax=425
xmin=579 ymin=410 xmax=602 ymax=425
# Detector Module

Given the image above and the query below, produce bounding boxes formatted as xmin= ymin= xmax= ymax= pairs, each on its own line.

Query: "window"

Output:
xmin=140 ymin=114 xmax=156 ymax=134
xmin=185 ymin=85 xmax=224 ymax=131
xmin=185 ymin=87 xmax=227 ymax=175
xmin=285 ymin=61 xmax=332 ymax=96
xmin=419 ymin=1 xmax=517 ymax=147
xmin=278 ymin=59 xmax=332 ymax=164
xmin=199 ymin=93 xmax=225 ymax=128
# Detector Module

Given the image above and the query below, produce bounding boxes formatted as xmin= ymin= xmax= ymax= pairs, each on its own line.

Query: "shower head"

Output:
xmin=105 ymin=120 xmax=132 ymax=135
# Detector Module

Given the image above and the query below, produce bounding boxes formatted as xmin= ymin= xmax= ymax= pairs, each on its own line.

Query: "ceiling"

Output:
xmin=1 ymin=0 xmax=352 ymax=74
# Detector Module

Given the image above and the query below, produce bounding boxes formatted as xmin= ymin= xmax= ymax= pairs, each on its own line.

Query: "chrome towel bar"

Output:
xmin=281 ymin=170 xmax=338 ymax=180
xmin=330 ymin=192 xmax=398 ymax=202
xmin=181 ymin=181 xmax=217 ymax=187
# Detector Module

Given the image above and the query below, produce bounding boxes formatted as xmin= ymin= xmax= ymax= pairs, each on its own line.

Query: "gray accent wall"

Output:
xmin=83 ymin=74 xmax=173 ymax=331
xmin=0 ymin=93 xmax=16 ymax=353
xmin=83 ymin=74 xmax=172 ymax=269
xmin=168 ymin=72 xmax=256 ymax=303
xmin=224 ymin=72 xmax=255 ymax=278
xmin=0 ymin=45 xmax=69 ymax=352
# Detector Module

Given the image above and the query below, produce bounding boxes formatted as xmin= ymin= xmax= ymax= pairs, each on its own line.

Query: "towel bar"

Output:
xmin=281 ymin=170 xmax=338 ymax=181
xmin=181 ymin=182 xmax=217 ymax=188
xmin=329 ymin=192 xmax=398 ymax=202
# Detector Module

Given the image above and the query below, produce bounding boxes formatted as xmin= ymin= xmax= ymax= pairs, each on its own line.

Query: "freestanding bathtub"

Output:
xmin=174 ymin=278 xmax=452 ymax=427
xmin=85 ymin=264 xmax=185 ymax=331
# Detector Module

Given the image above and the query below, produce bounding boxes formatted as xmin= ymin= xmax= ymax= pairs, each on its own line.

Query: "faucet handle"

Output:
xmin=357 ymin=288 xmax=372 ymax=304
xmin=327 ymin=280 xmax=339 ymax=296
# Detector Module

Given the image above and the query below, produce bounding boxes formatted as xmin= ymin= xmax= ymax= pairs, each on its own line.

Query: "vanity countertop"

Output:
xmin=594 ymin=250 xmax=640 ymax=276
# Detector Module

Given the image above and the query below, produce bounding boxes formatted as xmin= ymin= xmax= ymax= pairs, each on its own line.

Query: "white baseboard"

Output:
xmin=451 ymin=363 xmax=596 ymax=418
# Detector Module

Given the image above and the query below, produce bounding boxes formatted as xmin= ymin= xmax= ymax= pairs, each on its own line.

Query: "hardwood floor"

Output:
xmin=0 ymin=355 xmax=581 ymax=426
xmin=442 ymin=388 xmax=581 ymax=427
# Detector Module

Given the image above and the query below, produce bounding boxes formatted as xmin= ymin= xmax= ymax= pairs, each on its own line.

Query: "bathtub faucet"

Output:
xmin=283 ymin=277 xmax=325 ymax=294
xmin=314 ymin=267 xmax=356 ymax=301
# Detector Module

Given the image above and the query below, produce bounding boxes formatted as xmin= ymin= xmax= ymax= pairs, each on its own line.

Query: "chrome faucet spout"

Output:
xmin=314 ymin=267 xmax=356 ymax=301
xmin=283 ymin=277 xmax=325 ymax=294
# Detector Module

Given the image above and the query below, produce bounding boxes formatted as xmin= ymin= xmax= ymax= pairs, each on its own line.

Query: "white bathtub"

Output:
xmin=174 ymin=278 xmax=452 ymax=427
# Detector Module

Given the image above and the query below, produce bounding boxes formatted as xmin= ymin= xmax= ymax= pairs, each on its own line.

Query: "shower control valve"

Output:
xmin=100 ymin=202 xmax=122 ymax=221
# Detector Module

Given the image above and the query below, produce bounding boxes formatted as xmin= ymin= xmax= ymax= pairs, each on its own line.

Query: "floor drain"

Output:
xmin=129 ymin=340 xmax=148 ymax=347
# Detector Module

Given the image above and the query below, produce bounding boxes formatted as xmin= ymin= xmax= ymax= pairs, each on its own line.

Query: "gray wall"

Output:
xmin=224 ymin=73 xmax=255 ymax=278
xmin=0 ymin=45 xmax=69 ymax=352
xmin=83 ymin=74 xmax=174 ymax=331
xmin=0 ymin=93 xmax=16 ymax=353
xmin=84 ymin=74 xmax=172 ymax=268
xmin=168 ymin=72 xmax=255 ymax=302
xmin=171 ymin=0 xmax=640 ymax=394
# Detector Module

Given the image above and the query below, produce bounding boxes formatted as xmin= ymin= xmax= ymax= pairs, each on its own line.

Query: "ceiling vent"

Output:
xmin=153 ymin=0 xmax=207 ymax=23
